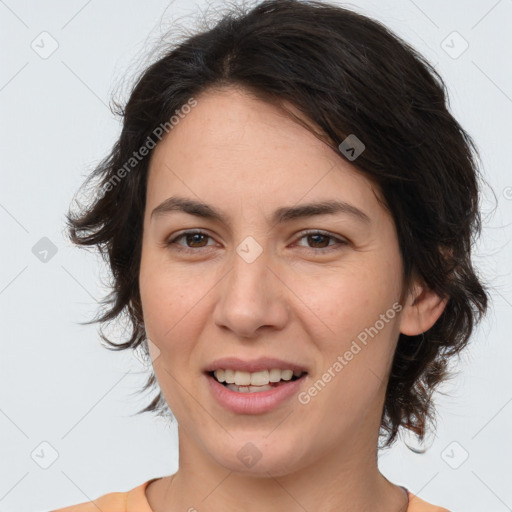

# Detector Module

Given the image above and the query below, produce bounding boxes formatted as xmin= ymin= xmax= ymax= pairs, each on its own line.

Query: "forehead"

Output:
xmin=146 ymin=87 xmax=385 ymax=221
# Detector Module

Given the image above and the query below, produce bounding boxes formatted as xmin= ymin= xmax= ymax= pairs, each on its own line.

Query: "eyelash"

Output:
xmin=165 ymin=229 xmax=348 ymax=254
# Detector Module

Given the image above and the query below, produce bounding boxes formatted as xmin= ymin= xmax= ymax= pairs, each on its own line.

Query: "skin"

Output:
xmin=139 ymin=86 xmax=446 ymax=512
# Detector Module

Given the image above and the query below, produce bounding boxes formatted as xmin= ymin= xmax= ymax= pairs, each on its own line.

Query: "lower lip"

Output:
xmin=205 ymin=373 xmax=307 ymax=414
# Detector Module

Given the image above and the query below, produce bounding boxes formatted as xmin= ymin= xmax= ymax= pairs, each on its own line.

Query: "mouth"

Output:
xmin=206 ymin=368 xmax=308 ymax=393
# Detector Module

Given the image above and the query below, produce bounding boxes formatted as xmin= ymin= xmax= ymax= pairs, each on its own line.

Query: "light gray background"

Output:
xmin=1 ymin=1 xmax=511 ymax=511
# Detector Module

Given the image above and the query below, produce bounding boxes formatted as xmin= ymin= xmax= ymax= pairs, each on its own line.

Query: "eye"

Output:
xmin=166 ymin=230 xmax=216 ymax=252
xmin=165 ymin=229 xmax=348 ymax=254
xmin=294 ymin=230 xmax=348 ymax=252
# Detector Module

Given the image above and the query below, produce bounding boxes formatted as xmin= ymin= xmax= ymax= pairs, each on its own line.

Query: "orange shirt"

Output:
xmin=51 ymin=478 xmax=450 ymax=512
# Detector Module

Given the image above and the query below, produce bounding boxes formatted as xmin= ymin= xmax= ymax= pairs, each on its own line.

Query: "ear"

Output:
xmin=399 ymin=277 xmax=448 ymax=336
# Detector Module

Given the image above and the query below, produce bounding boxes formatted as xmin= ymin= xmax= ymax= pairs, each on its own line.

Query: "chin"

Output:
xmin=206 ymin=432 xmax=310 ymax=477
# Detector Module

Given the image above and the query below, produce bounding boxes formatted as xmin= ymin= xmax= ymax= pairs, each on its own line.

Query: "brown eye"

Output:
xmin=183 ymin=233 xmax=209 ymax=247
xmin=295 ymin=230 xmax=348 ymax=252
xmin=305 ymin=233 xmax=331 ymax=248
xmin=166 ymin=230 xmax=215 ymax=252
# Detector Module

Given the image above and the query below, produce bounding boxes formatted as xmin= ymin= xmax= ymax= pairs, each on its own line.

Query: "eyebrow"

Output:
xmin=150 ymin=196 xmax=371 ymax=225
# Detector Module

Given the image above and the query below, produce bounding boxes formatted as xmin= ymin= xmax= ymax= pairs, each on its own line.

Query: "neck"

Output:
xmin=147 ymin=420 xmax=408 ymax=512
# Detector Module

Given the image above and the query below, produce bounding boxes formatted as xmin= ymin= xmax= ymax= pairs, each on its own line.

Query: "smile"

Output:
xmin=210 ymin=368 xmax=305 ymax=393
xmin=205 ymin=370 xmax=308 ymax=414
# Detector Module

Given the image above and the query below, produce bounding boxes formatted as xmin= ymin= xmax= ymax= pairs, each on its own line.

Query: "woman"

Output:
xmin=53 ymin=0 xmax=488 ymax=510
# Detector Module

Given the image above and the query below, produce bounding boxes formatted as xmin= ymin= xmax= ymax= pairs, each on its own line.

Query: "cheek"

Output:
xmin=291 ymin=257 xmax=403 ymax=412
xmin=138 ymin=253 xmax=212 ymax=357
xmin=298 ymin=279 xmax=401 ymax=424
xmin=291 ymin=257 xmax=401 ymax=344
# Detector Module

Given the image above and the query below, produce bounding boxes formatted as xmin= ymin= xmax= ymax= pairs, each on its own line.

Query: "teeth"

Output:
xmin=251 ymin=370 xmax=269 ymax=386
xmin=226 ymin=383 xmax=274 ymax=393
xmin=281 ymin=369 xmax=293 ymax=381
xmin=224 ymin=369 xmax=235 ymax=384
xmin=213 ymin=368 xmax=303 ymax=386
xmin=269 ymin=368 xmax=281 ymax=382
xmin=234 ymin=371 xmax=251 ymax=386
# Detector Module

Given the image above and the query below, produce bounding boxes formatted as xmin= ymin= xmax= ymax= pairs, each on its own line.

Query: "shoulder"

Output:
xmin=407 ymin=491 xmax=451 ymax=512
xmin=50 ymin=491 xmax=128 ymax=512
xmin=49 ymin=479 xmax=154 ymax=512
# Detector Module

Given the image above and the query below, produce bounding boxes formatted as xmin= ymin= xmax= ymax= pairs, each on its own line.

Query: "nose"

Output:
xmin=213 ymin=242 xmax=289 ymax=339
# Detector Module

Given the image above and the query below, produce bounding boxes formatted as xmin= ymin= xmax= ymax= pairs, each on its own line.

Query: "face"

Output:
xmin=139 ymin=87 xmax=412 ymax=476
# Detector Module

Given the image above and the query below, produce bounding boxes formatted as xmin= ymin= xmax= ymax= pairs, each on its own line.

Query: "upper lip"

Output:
xmin=204 ymin=357 xmax=308 ymax=374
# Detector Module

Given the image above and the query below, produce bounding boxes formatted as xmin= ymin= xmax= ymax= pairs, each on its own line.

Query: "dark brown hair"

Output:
xmin=66 ymin=0 xmax=489 ymax=448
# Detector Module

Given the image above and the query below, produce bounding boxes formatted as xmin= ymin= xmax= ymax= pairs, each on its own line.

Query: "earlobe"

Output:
xmin=399 ymin=282 xmax=448 ymax=336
